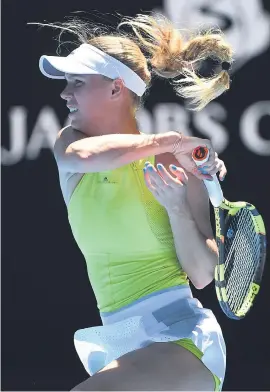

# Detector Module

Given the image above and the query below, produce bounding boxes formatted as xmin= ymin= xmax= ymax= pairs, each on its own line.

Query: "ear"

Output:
xmin=111 ymin=78 xmax=124 ymax=99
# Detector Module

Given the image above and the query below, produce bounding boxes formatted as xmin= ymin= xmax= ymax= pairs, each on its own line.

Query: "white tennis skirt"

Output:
xmin=74 ymin=285 xmax=226 ymax=387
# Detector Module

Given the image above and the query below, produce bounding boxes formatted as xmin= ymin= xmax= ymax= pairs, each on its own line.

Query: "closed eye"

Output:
xmin=74 ymin=80 xmax=84 ymax=87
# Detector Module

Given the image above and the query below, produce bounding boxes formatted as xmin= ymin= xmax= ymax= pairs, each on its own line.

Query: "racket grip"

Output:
xmin=192 ymin=147 xmax=224 ymax=207
xmin=202 ymin=175 xmax=224 ymax=207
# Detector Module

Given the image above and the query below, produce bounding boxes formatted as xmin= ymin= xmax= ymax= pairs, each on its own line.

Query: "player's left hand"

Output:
xmin=198 ymin=152 xmax=227 ymax=181
xmin=143 ymin=162 xmax=188 ymax=213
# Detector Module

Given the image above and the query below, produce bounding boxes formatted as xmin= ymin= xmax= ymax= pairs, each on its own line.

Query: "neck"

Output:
xmin=83 ymin=106 xmax=140 ymax=137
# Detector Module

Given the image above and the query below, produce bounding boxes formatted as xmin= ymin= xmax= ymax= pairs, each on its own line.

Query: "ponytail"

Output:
xmin=119 ymin=14 xmax=233 ymax=110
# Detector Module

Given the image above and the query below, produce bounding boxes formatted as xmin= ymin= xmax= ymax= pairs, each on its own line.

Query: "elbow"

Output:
xmin=191 ymin=273 xmax=214 ymax=290
xmin=192 ymin=249 xmax=218 ymax=289
xmin=66 ymin=145 xmax=90 ymax=159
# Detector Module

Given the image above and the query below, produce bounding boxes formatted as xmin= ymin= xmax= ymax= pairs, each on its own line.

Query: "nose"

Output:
xmin=60 ymin=85 xmax=73 ymax=101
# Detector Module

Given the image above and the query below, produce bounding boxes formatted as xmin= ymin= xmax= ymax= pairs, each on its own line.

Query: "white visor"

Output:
xmin=39 ymin=43 xmax=146 ymax=97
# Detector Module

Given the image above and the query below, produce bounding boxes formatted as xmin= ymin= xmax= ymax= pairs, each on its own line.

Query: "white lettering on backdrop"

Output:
xmin=2 ymin=102 xmax=270 ymax=165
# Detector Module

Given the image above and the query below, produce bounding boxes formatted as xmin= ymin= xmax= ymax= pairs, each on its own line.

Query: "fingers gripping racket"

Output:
xmin=192 ymin=147 xmax=267 ymax=320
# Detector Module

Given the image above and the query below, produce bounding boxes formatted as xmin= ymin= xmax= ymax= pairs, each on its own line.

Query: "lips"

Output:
xmin=67 ymin=101 xmax=78 ymax=109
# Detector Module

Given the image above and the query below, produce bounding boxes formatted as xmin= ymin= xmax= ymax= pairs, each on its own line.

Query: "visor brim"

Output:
xmin=39 ymin=55 xmax=98 ymax=79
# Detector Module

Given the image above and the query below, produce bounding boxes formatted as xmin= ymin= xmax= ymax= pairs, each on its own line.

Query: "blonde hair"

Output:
xmin=32 ymin=13 xmax=233 ymax=110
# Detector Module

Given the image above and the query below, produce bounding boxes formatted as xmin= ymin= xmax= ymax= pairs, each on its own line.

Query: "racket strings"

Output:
xmin=224 ymin=209 xmax=261 ymax=313
xmin=226 ymin=224 xmax=259 ymax=312
xmin=225 ymin=215 xmax=258 ymax=311
xmin=225 ymin=224 xmax=256 ymax=304
xmin=226 ymin=233 xmax=255 ymax=311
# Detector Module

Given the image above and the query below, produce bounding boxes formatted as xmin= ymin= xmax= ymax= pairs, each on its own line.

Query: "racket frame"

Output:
xmin=214 ymin=199 xmax=266 ymax=320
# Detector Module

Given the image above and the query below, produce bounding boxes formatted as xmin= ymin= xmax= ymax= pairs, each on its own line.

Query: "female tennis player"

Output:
xmin=37 ymin=13 xmax=232 ymax=391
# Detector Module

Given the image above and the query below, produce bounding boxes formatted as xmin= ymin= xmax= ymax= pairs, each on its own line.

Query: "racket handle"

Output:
xmin=192 ymin=147 xmax=224 ymax=207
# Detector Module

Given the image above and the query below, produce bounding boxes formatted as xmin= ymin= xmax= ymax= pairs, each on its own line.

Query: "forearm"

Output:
xmin=167 ymin=205 xmax=218 ymax=289
xmin=66 ymin=131 xmax=181 ymax=172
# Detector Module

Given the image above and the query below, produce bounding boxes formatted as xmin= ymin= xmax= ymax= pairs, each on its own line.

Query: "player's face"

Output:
xmin=61 ymin=74 xmax=115 ymax=132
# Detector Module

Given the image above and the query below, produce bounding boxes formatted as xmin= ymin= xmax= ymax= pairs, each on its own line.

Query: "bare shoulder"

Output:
xmin=54 ymin=126 xmax=86 ymax=163
xmin=54 ymin=126 xmax=86 ymax=205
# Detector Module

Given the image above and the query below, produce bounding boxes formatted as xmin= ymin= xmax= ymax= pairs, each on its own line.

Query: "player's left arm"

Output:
xmin=186 ymin=173 xmax=217 ymax=247
xmin=168 ymin=173 xmax=218 ymax=289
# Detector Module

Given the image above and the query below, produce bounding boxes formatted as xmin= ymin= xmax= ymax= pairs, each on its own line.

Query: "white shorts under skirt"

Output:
xmin=74 ymin=285 xmax=226 ymax=388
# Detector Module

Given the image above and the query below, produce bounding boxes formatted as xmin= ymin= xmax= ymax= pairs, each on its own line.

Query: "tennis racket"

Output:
xmin=192 ymin=146 xmax=267 ymax=320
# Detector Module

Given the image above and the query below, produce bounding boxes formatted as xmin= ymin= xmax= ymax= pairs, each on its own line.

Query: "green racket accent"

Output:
xmin=235 ymin=283 xmax=260 ymax=317
xmin=214 ymin=200 xmax=266 ymax=320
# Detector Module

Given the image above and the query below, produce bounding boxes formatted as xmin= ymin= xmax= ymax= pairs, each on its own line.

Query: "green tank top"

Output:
xmin=68 ymin=156 xmax=188 ymax=312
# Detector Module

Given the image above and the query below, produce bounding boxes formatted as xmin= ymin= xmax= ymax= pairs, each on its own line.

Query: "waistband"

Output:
xmin=100 ymin=285 xmax=201 ymax=325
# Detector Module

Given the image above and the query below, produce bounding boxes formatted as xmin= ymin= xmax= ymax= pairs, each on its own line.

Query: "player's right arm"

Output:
xmin=54 ymin=126 xmax=213 ymax=180
xmin=54 ymin=126 xmax=180 ymax=173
